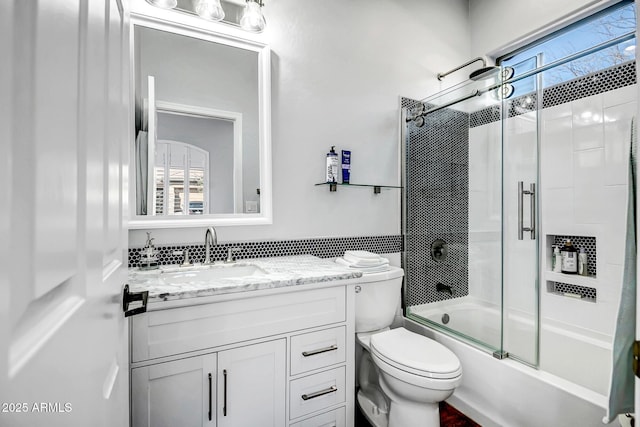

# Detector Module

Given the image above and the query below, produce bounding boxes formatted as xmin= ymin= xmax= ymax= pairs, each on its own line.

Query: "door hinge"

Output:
xmin=633 ymin=341 xmax=640 ymax=378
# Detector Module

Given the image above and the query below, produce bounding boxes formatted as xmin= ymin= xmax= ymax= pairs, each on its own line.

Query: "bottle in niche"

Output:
xmin=552 ymin=246 xmax=562 ymax=273
xmin=560 ymin=239 xmax=578 ymax=274
xmin=578 ymin=248 xmax=588 ymax=276
xmin=326 ymin=146 xmax=339 ymax=183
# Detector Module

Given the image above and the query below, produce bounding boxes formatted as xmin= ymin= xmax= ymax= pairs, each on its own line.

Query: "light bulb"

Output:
xmin=240 ymin=1 xmax=266 ymax=33
xmin=195 ymin=0 xmax=225 ymax=21
xmin=145 ymin=0 xmax=177 ymax=9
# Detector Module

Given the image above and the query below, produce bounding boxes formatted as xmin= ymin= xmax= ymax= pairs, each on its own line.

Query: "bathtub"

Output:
xmin=406 ymin=299 xmax=611 ymax=427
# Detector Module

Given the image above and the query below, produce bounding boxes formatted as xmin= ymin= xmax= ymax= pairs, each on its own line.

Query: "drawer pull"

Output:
xmin=302 ymin=345 xmax=338 ymax=357
xmin=301 ymin=385 xmax=338 ymax=401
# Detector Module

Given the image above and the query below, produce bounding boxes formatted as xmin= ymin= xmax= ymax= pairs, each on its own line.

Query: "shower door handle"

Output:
xmin=518 ymin=181 xmax=536 ymax=240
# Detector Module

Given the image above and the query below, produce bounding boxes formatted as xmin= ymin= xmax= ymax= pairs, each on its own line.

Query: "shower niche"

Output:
xmin=544 ymin=234 xmax=598 ymax=302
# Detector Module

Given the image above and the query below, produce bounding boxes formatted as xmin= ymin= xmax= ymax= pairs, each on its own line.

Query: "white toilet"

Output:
xmin=355 ymin=266 xmax=462 ymax=427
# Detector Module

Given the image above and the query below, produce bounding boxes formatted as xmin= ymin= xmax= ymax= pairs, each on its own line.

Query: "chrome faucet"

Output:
xmin=204 ymin=227 xmax=218 ymax=264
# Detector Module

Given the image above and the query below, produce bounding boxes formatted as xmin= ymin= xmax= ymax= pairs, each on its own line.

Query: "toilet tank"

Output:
xmin=354 ymin=267 xmax=404 ymax=333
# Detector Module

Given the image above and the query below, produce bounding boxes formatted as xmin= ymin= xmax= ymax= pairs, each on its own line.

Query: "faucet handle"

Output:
xmin=180 ymin=248 xmax=192 ymax=267
xmin=225 ymin=247 xmax=242 ymax=263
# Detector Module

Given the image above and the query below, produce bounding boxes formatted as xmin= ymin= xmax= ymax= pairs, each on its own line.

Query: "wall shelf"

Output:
xmin=544 ymin=271 xmax=598 ymax=287
xmin=314 ymin=182 xmax=402 ymax=194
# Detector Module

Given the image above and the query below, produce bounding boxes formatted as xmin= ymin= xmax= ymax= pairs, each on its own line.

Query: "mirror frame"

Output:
xmin=128 ymin=11 xmax=272 ymax=228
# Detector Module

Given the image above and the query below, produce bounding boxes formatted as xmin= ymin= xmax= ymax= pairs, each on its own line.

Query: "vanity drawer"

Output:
xmin=131 ymin=286 xmax=345 ymax=362
xmin=290 ymin=326 xmax=346 ymax=375
xmin=290 ymin=406 xmax=345 ymax=427
xmin=289 ymin=366 xmax=346 ymax=420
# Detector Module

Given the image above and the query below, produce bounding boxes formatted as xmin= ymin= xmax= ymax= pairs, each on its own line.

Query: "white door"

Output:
xmin=0 ymin=1 xmax=131 ymax=426
xmin=131 ymin=354 xmax=217 ymax=427
xmin=217 ymin=340 xmax=286 ymax=427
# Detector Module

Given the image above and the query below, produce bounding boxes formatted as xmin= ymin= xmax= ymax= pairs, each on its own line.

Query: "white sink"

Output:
xmin=160 ymin=264 xmax=267 ymax=284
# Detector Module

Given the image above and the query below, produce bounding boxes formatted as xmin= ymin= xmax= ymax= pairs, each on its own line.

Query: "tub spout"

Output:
xmin=436 ymin=282 xmax=453 ymax=295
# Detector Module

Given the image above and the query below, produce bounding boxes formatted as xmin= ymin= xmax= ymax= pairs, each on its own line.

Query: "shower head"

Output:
xmin=469 ymin=66 xmax=500 ymax=81
xmin=469 ymin=65 xmax=514 ymax=82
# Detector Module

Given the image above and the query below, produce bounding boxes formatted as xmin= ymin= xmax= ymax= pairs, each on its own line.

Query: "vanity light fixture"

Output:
xmin=240 ymin=0 xmax=266 ymax=33
xmin=195 ymin=0 xmax=225 ymax=21
xmin=144 ymin=0 xmax=267 ymax=33
xmin=145 ymin=0 xmax=177 ymax=9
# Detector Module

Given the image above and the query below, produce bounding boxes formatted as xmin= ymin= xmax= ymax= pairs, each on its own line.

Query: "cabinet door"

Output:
xmin=132 ymin=354 xmax=217 ymax=427
xmin=218 ymin=339 xmax=286 ymax=427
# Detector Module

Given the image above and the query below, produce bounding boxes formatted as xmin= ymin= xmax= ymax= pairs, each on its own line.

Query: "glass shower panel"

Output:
xmin=404 ymin=84 xmax=505 ymax=355
xmin=500 ymin=59 xmax=540 ymax=365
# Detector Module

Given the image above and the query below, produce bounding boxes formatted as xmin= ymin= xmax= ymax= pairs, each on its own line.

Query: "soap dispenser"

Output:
xmin=326 ymin=146 xmax=339 ymax=183
xmin=139 ymin=232 xmax=159 ymax=270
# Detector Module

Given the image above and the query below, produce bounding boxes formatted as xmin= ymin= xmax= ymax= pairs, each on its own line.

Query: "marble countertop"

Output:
xmin=128 ymin=255 xmax=363 ymax=303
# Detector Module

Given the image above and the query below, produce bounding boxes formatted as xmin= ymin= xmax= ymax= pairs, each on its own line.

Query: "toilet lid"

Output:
xmin=370 ymin=328 xmax=462 ymax=379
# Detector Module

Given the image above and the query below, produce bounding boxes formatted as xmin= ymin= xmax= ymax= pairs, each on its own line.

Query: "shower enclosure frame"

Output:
xmin=401 ymin=26 xmax=636 ymax=371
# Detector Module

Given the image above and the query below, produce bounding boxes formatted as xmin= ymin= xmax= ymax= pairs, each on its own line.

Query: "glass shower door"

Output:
xmin=402 ymin=67 xmax=540 ymax=364
xmin=500 ymin=65 xmax=540 ymax=365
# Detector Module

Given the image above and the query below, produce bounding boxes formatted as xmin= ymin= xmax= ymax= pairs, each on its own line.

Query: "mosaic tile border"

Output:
xmin=128 ymin=234 xmax=403 ymax=268
xmin=543 ymin=60 xmax=636 ymax=109
xmin=470 ymin=60 xmax=636 ymax=128
xmin=548 ymin=281 xmax=597 ymax=302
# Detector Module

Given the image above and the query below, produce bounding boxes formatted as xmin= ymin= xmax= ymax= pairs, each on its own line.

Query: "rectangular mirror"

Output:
xmin=129 ymin=13 xmax=271 ymax=228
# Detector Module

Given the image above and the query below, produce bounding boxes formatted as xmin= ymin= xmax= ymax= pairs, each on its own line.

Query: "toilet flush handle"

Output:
xmin=355 ymin=285 xmax=361 ymax=293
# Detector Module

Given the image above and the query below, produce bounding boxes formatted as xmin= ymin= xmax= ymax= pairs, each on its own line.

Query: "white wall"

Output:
xmin=130 ymin=0 xmax=471 ymax=246
xmin=469 ymin=0 xmax=622 ymax=59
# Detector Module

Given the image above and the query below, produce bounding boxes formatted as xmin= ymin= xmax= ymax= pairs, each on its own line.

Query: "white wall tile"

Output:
xmin=604 ymin=101 xmax=635 ymax=186
xmin=541 ymin=102 xmax=571 ymax=121
xmin=506 ymin=112 xmax=537 ymax=135
xmin=469 ymin=237 xmax=501 ymax=305
xmin=603 ymin=84 xmax=637 ymax=108
xmin=573 ymin=123 xmax=603 ymax=151
xmin=469 ymin=127 xmax=489 ymax=193
xmin=572 ymin=94 xmax=604 ymax=151
xmin=541 ymin=116 xmax=572 ymax=189
xmin=541 ymin=188 xmax=574 ymax=230
xmin=572 ymin=94 xmax=603 ymax=124
xmin=600 ymin=185 xmax=628 ymax=267
xmin=573 ymin=148 xmax=605 ymax=224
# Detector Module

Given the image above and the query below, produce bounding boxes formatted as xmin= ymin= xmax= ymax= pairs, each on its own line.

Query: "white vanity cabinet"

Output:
xmin=131 ymin=353 xmax=217 ymax=427
xmin=217 ymin=340 xmax=286 ymax=427
xmin=129 ymin=284 xmax=355 ymax=427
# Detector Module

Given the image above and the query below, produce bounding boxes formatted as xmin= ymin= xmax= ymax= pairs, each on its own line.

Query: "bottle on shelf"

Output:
xmin=578 ymin=247 xmax=588 ymax=276
xmin=552 ymin=246 xmax=562 ymax=273
xmin=326 ymin=146 xmax=339 ymax=183
xmin=560 ymin=239 xmax=578 ymax=274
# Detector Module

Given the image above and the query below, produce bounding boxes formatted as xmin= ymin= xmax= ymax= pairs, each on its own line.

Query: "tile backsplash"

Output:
xmin=129 ymin=234 xmax=402 ymax=267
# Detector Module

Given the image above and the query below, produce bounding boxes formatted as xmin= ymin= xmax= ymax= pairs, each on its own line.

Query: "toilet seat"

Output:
xmin=356 ymin=328 xmax=390 ymax=350
xmin=370 ymin=328 xmax=462 ymax=380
